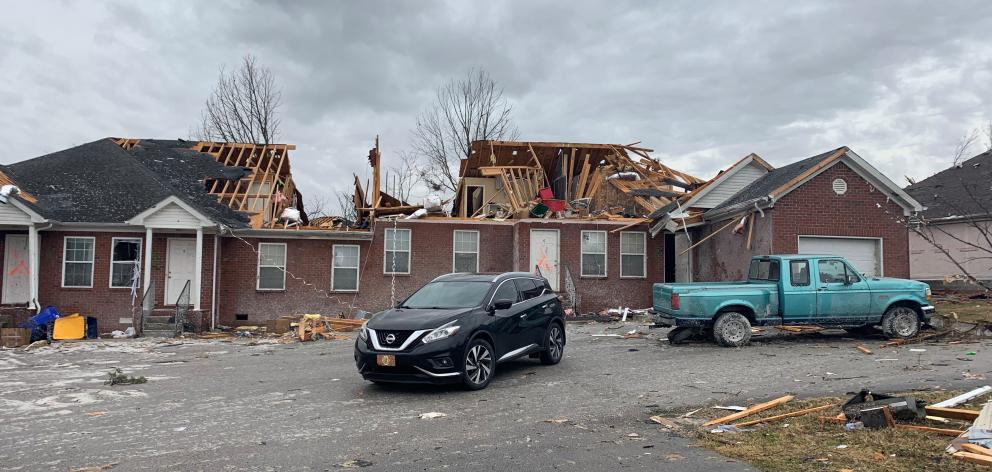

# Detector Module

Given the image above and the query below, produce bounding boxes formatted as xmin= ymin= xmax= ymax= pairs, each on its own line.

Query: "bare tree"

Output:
xmin=305 ymin=194 xmax=333 ymax=219
xmin=198 ymin=55 xmax=282 ymax=145
xmin=335 ymin=191 xmax=358 ymax=222
xmin=384 ymin=150 xmax=421 ymax=202
xmin=411 ymin=68 xmax=518 ymax=194
xmin=983 ymin=120 xmax=992 ymax=152
xmin=952 ymin=128 xmax=979 ymax=166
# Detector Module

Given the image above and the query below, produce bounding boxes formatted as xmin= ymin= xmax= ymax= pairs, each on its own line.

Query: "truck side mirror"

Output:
xmin=844 ymin=275 xmax=855 ymax=285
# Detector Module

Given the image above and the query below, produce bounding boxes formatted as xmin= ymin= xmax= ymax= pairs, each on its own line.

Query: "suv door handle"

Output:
xmin=520 ymin=313 xmax=528 ymax=319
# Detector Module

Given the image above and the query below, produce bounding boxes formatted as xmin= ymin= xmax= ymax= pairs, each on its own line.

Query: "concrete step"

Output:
xmin=144 ymin=322 xmax=174 ymax=331
xmin=143 ymin=329 xmax=176 ymax=338
xmin=146 ymin=315 xmax=172 ymax=324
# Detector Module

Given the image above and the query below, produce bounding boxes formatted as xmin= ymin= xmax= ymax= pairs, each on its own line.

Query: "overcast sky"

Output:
xmin=2 ymin=1 xmax=991 ymax=210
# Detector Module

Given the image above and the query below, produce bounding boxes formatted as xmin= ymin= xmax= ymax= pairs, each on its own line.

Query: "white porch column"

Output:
xmin=143 ymin=228 xmax=153 ymax=299
xmin=27 ymin=225 xmax=39 ymax=310
xmin=193 ymin=227 xmax=203 ymax=311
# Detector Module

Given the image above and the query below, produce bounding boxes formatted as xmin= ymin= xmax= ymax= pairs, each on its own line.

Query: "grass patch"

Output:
xmin=935 ymin=299 xmax=992 ymax=324
xmin=662 ymin=391 xmax=987 ymax=472
xmin=104 ymin=368 xmax=147 ymax=386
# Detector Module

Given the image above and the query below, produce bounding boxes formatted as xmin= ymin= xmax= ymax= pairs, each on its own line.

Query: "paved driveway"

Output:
xmin=0 ymin=323 xmax=987 ymax=471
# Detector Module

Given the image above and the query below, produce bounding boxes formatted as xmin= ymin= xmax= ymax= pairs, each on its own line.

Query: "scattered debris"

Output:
xmin=733 ymin=403 xmax=837 ymax=428
xmin=69 ymin=462 xmax=119 ymax=472
xmin=23 ymin=340 xmax=49 ymax=351
xmin=841 ymin=389 xmax=925 ymax=422
xmin=933 ymin=386 xmax=992 ymax=408
xmin=704 ymin=395 xmax=795 ymax=427
xmin=713 ymin=405 xmax=747 ymax=412
xmin=335 ymin=459 xmax=374 ymax=468
xmin=544 ymin=418 xmax=570 ymax=424
xmin=419 ymin=412 xmax=447 ymax=420
xmin=104 ymin=368 xmax=147 ymax=386
xmin=855 ymin=345 xmax=873 ymax=355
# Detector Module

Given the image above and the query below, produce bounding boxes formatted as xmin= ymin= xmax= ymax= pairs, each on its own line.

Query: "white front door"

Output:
xmin=2 ymin=234 xmax=30 ymax=304
xmin=530 ymin=229 xmax=560 ymax=290
xmin=166 ymin=239 xmax=196 ymax=305
xmin=798 ymin=236 xmax=882 ymax=277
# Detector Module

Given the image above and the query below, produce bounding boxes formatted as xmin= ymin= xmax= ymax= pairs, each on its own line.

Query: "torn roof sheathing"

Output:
xmin=454 ymin=140 xmax=705 ymax=218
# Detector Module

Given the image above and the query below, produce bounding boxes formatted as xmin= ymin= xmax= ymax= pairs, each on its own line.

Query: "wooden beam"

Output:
xmin=679 ymin=218 xmax=739 ymax=256
xmin=924 ymin=406 xmax=980 ymax=422
xmin=893 ymin=424 xmax=965 ymax=436
xmin=954 ymin=451 xmax=992 ymax=466
xmin=585 ymin=168 xmax=604 ymax=200
xmin=610 ymin=218 xmax=650 ymax=233
xmin=733 ymin=403 xmax=836 ymax=427
xmin=567 ymin=147 xmax=576 ymax=201
xmin=961 ymin=444 xmax=992 ymax=457
xmin=576 ymin=155 xmax=591 ymax=198
xmin=703 ymin=395 xmax=794 ymax=427
xmin=746 ymin=212 xmax=755 ymax=250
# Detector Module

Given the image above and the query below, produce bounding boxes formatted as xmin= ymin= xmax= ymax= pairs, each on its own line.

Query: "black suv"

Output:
xmin=354 ymin=272 xmax=566 ymax=390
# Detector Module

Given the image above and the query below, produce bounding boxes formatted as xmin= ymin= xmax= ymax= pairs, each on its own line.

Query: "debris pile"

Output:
xmin=197 ymin=314 xmax=363 ymax=343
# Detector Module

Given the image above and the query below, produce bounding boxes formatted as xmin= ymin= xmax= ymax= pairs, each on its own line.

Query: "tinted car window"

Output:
xmin=491 ymin=280 xmax=520 ymax=304
xmin=514 ymin=278 xmax=543 ymax=300
xmin=402 ymin=281 xmax=492 ymax=309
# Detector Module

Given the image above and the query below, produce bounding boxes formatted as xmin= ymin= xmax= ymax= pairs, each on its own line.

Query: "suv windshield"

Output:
xmin=401 ymin=281 xmax=492 ymax=309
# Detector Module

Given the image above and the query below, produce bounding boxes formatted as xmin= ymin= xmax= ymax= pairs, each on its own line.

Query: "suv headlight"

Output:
xmin=422 ymin=321 xmax=460 ymax=344
xmin=359 ymin=325 xmax=369 ymax=341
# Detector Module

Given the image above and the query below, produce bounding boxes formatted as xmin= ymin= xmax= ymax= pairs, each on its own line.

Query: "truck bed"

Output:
xmin=653 ymin=281 xmax=779 ymax=323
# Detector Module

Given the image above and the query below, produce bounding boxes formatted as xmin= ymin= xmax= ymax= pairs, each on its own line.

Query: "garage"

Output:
xmin=798 ymin=236 xmax=882 ymax=277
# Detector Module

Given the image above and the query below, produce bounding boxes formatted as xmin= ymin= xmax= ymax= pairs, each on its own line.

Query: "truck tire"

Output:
xmin=712 ymin=312 xmax=752 ymax=347
xmin=881 ymin=306 xmax=920 ymax=339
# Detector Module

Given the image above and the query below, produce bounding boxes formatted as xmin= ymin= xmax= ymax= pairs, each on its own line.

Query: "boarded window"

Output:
xmin=63 ymin=237 xmax=95 ymax=287
xmin=620 ymin=232 xmax=646 ymax=278
xmin=453 ymin=230 xmax=479 ymax=272
xmin=581 ymin=231 xmax=607 ymax=277
xmin=384 ymin=228 xmax=411 ymax=274
xmin=110 ymin=238 xmax=141 ymax=288
xmin=332 ymin=245 xmax=359 ymax=291
xmin=257 ymin=243 xmax=286 ymax=290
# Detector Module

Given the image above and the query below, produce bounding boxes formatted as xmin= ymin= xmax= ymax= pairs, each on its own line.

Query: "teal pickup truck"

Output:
xmin=652 ymin=255 xmax=934 ymax=347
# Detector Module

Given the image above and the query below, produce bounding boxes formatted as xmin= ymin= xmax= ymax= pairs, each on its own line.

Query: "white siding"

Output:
xmin=694 ymin=163 xmax=768 ymax=208
xmin=143 ymin=202 xmax=203 ymax=229
xmin=910 ymin=221 xmax=992 ymax=280
xmin=0 ymin=203 xmax=32 ymax=225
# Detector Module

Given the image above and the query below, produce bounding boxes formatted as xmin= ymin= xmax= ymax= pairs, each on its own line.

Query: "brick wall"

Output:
xmin=771 ymin=162 xmax=910 ymax=277
xmin=217 ymin=219 xmax=665 ymax=324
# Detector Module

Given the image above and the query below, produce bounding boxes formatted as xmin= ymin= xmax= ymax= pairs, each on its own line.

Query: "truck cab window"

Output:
xmin=790 ymin=260 xmax=810 ymax=286
xmin=817 ymin=260 xmax=847 ymax=283
xmin=748 ymin=259 xmax=780 ymax=281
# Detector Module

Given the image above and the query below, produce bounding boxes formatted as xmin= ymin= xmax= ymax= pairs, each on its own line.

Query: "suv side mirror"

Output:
xmin=490 ymin=299 xmax=514 ymax=312
xmin=394 ymin=297 xmax=406 ymax=308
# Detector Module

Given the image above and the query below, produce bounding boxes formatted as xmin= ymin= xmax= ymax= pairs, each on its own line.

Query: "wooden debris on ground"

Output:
xmin=855 ymin=345 xmax=873 ymax=355
xmin=703 ymin=395 xmax=795 ymax=427
xmin=733 ymin=403 xmax=836 ymax=427
xmin=775 ymin=325 xmax=824 ymax=334
xmin=297 ymin=314 xmax=364 ymax=342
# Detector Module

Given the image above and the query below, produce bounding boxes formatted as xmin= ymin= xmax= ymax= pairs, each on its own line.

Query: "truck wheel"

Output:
xmin=881 ymin=306 xmax=920 ymax=339
xmin=713 ymin=312 xmax=752 ymax=347
xmin=667 ymin=327 xmax=696 ymax=345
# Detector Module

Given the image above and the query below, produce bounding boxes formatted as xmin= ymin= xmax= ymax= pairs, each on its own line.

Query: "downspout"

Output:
xmin=211 ymin=232 xmax=219 ymax=331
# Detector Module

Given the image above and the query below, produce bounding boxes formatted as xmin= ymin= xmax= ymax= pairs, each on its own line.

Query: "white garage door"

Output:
xmin=798 ymin=236 xmax=881 ymax=277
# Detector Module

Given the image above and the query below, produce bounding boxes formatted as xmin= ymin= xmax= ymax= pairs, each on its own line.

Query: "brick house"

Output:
xmin=0 ymin=138 xmax=664 ymax=333
xmin=651 ymin=147 xmax=923 ymax=281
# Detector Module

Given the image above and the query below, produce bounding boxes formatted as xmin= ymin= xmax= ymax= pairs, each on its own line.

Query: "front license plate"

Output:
xmin=376 ymin=354 xmax=396 ymax=367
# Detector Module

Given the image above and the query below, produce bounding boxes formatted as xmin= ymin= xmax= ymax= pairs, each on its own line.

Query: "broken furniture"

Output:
xmin=842 ymin=389 xmax=926 ymax=423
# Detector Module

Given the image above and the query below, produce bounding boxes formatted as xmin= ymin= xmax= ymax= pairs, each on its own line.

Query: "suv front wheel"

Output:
xmin=462 ymin=338 xmax=496 ymax=390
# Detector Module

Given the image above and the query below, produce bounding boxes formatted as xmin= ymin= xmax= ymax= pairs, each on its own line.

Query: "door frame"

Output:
xmin=529 ymin=228 xmax=560 ymax=291
xmin=2 ymin=234 xmax=30 ymax=304
xmin=797 ymin=235 xmax=884 ymax=276
xmin=165 ymin=237 xmax=196 ymax=306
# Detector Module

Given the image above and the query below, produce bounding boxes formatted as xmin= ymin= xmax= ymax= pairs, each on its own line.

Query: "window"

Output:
xmin=789 ymin=260 xmax=810 ymax=286
xmin=491 ymin=280 xmax=519 ymax=304
xmin=452 ymin=230 xmax=480 ymax=273
xmin=580 ymin=230 xmax=607 ymax=277
xmin=332 ymin=245 xmax=360 ymax=292
xmin=62 ymin=237 xmax=95 ymax=288
xmin=619 ymin=232 xmax=646 ymax=278
xmin=747 ymin=259 xmax=780 ymax=281
xmin=110 ymin=238 xmax=142 ymax=288
xmin=384 ymin=228 xmax=411 ymax=274
xmin=257 ymin=243 xmax=286 ymax=290
xmin=514 ymin=278 xmax=543 ymax=300
xmin=817 ymin=260 xmax=848 ymax=284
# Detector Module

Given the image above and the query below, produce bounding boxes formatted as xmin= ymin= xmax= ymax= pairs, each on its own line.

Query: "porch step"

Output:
xmin=144 ymin=322 xmax=174 ymax=331
xmin=143 ymin=329 xmax=176 ymax=338
xmin=146 ymin=315 xmax=172 ymax=324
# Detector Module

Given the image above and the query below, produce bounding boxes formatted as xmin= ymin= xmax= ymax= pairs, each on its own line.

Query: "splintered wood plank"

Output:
xmin=704 ymin=395 xmax=794 ymax=427
xmin=733 ymin=403 xmax=836 ymax=427
xmin=953 ymin=451 xmax=992 ymax=466
xmin=585 ymin=168 xmax=604 ymax=199
xmin=576 ymin=155 xmax=591 ymax=198
xmin=893 ymin=424 xmax=965 ymax=436
xmin=924 ymin=406 xmax=980 ymax=422
xmin=567 ymin=147 xmax=576 ymax=201
xmin=960 ymin=444 xmax=992 ymax=457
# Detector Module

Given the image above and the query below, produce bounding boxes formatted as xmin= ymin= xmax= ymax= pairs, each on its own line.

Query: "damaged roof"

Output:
xmin=906 ymin=150 xmax=992 ymax=221
xmin=4 ymin=138 xmax=250 ymax=227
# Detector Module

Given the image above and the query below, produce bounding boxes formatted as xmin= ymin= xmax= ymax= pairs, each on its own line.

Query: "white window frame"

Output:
xmin=383 ymin=228 xmax=411 ymax=275
xmin=580 ymin=230 xmax=608 ymax=278
xmin=619 ymin=231 xmax=647 ymax=279
xmin=256 ymin=242 xmax=287 ymax=291
xmin=62 ymin=236 xmax=95 ymax=288
xmin=452 ymin=230 xmax=480 ymax=273
xmin=331 ymin=244 xmax=360 ymax=292
xmin=109 ymin=237 xmax=142 ymax=288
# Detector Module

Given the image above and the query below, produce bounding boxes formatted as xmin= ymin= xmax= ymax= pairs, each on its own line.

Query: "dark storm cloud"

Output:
xmin=2 ymin=0 xmax=990 ymax=208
